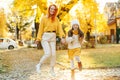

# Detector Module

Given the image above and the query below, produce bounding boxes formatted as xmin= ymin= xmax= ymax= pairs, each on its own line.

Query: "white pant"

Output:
xmin=38 ymin=33 xmax=56 ymax=67
xmin=70 ymin=56 xmax=80 ymax=69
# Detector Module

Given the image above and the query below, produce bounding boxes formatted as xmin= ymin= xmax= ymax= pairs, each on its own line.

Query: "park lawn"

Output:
xmin=56 ymin=46 xmax=120 ymax=69
xmin=0 ymin=44 xmax=120 ymax=73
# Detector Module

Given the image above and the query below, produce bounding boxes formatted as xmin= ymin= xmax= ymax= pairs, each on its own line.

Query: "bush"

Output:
xmin=82 ymin=41 xmax=93 ymax=48
xmin=56 ymin=43 xmax=68 ymax=50
xmin=99 ymin=35 xmax=107 ymax=44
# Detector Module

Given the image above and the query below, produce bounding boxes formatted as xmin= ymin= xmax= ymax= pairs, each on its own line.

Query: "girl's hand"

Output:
xmin=79 ymin=38 xmax=83 ymax=44
xmin=35 ymin=40 xmax=40 ymax=44
xmin=72 ymin=36 xmax=75 ymax=39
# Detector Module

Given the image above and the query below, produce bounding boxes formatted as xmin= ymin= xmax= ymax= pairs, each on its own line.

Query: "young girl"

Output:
xmin=66 ymin=19 xmax=84 ymax=79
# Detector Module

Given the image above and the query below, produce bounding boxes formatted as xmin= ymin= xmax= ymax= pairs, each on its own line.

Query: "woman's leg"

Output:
xmin=49 ymin=41 xmax=56 ymax=76
xmin=50 ymin=41 xmax=56 ymax=67
xmin=36 ymin=41 xmax=51 ymax=73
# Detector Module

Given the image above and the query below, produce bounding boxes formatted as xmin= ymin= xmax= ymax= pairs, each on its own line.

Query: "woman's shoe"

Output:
xmin=49 ymin=69 xmax=56 ymax=76
xmin=36 ymin=64 xmax=41 ymax=74
xmin=49 ymin=67 xmax=56 ymax=76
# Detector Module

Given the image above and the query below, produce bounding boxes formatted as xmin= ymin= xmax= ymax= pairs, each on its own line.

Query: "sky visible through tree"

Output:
xmin=96 ymin=0 xmax=118 ymax=13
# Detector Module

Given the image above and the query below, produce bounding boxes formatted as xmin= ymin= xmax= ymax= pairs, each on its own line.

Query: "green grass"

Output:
xmin=0 ymin=59 xmax=6 ymax=73
xmin=1 ymin=44 xmax=120 ymax=70
xmin=56 ymin=45 xmax=120 ymax=69
xmin=81 ymin=51 xmax=120 ymax=68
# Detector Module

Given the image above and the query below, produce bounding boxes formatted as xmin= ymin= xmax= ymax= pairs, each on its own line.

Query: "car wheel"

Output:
xmin=8 ymin=45 xmax=14 ymax=49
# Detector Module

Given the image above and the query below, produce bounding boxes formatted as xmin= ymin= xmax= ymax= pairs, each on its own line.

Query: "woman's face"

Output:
xmin=49 ymin=5 xmax=56 ymax=15
xmin=72 ymin=24 xmax=79 ymax=30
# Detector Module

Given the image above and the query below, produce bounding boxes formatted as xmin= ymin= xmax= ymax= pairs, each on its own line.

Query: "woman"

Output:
xmin=35 ymin=4 xmax=65 ymax=76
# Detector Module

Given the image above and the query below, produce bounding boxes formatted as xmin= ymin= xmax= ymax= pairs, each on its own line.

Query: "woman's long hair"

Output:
xmin=48 ymin=4 xmax=58 ymax=22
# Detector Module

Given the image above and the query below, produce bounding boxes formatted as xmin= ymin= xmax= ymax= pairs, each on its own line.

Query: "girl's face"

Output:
xmin=72 ymin=24 xmax=79 ymax=30
xmin=50 ymin=5 xmax=56 ymax=15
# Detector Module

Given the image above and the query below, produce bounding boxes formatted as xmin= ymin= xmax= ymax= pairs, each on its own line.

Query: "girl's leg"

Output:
xmin=75 ymin=56 xmax=82 ymax=71
xmin=70 ymin=60 xmax=74 ymax=70
xmin=36 ymin=41 xmax=51 ymax=73
xmin=49 ymin=41 xmax=56 ymax=76
xmin=75 ymin=56 xmax=80 ymax=62
xmin=70 ymin=60 xmax=75 ymax=80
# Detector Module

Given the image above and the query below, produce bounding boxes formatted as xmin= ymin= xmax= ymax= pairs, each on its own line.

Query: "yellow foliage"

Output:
xmin=73 ymin=0 xmax=99 ymax=34
xmin=57 ymin=0 xmax=78 ymax=21
xmin=21 ymin=28 xmax=32 ymax=40
xmin=35 ymin=7 xmax=41 ymax=23
xmin=11 ymin=0 xmax=109 ymax=37
xmin=96 ymin=14 xmax=109 ymax=33
xmin=64 ymin=26 xmax=71 ymax=34
xmin=0 ymin=9 xmax=8 ymax=37
xmin=12 ymin=0 xmax=47 ymax=23
xmin=36 ymin=0 xmax=47 ymax=14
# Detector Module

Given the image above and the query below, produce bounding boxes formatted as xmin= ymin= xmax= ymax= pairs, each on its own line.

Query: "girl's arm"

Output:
xmin=66 ymin=36 xmax=74 ymax=43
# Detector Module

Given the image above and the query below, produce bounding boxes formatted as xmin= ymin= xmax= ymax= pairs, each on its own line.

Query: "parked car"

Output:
xmin=0 ymin=38 xmax=17 ymax=49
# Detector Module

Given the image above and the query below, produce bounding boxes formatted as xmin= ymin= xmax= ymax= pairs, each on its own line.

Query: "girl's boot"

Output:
xmin=78 ymin=62 xmax=82 ymax=71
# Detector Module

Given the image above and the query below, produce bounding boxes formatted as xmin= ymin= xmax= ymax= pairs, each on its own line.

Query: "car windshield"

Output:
xmin=6 ymin=39 xmax=10 ymax=42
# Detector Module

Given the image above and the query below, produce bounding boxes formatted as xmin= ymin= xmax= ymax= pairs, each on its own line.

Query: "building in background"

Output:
xmin=104 ymin=2 xmax=120 ymax=43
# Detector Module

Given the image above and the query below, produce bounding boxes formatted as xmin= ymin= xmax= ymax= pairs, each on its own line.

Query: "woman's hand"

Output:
xmin=61 ymin=38 xmax=66 ymax=44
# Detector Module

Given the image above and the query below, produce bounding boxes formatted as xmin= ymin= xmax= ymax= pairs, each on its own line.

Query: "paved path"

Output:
xmin=0 ymin=65 xmax=120 ymax=80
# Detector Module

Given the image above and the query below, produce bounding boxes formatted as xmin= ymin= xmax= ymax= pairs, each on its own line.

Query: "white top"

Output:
xmin=66 ymin=34 xmax=81 ymax=49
